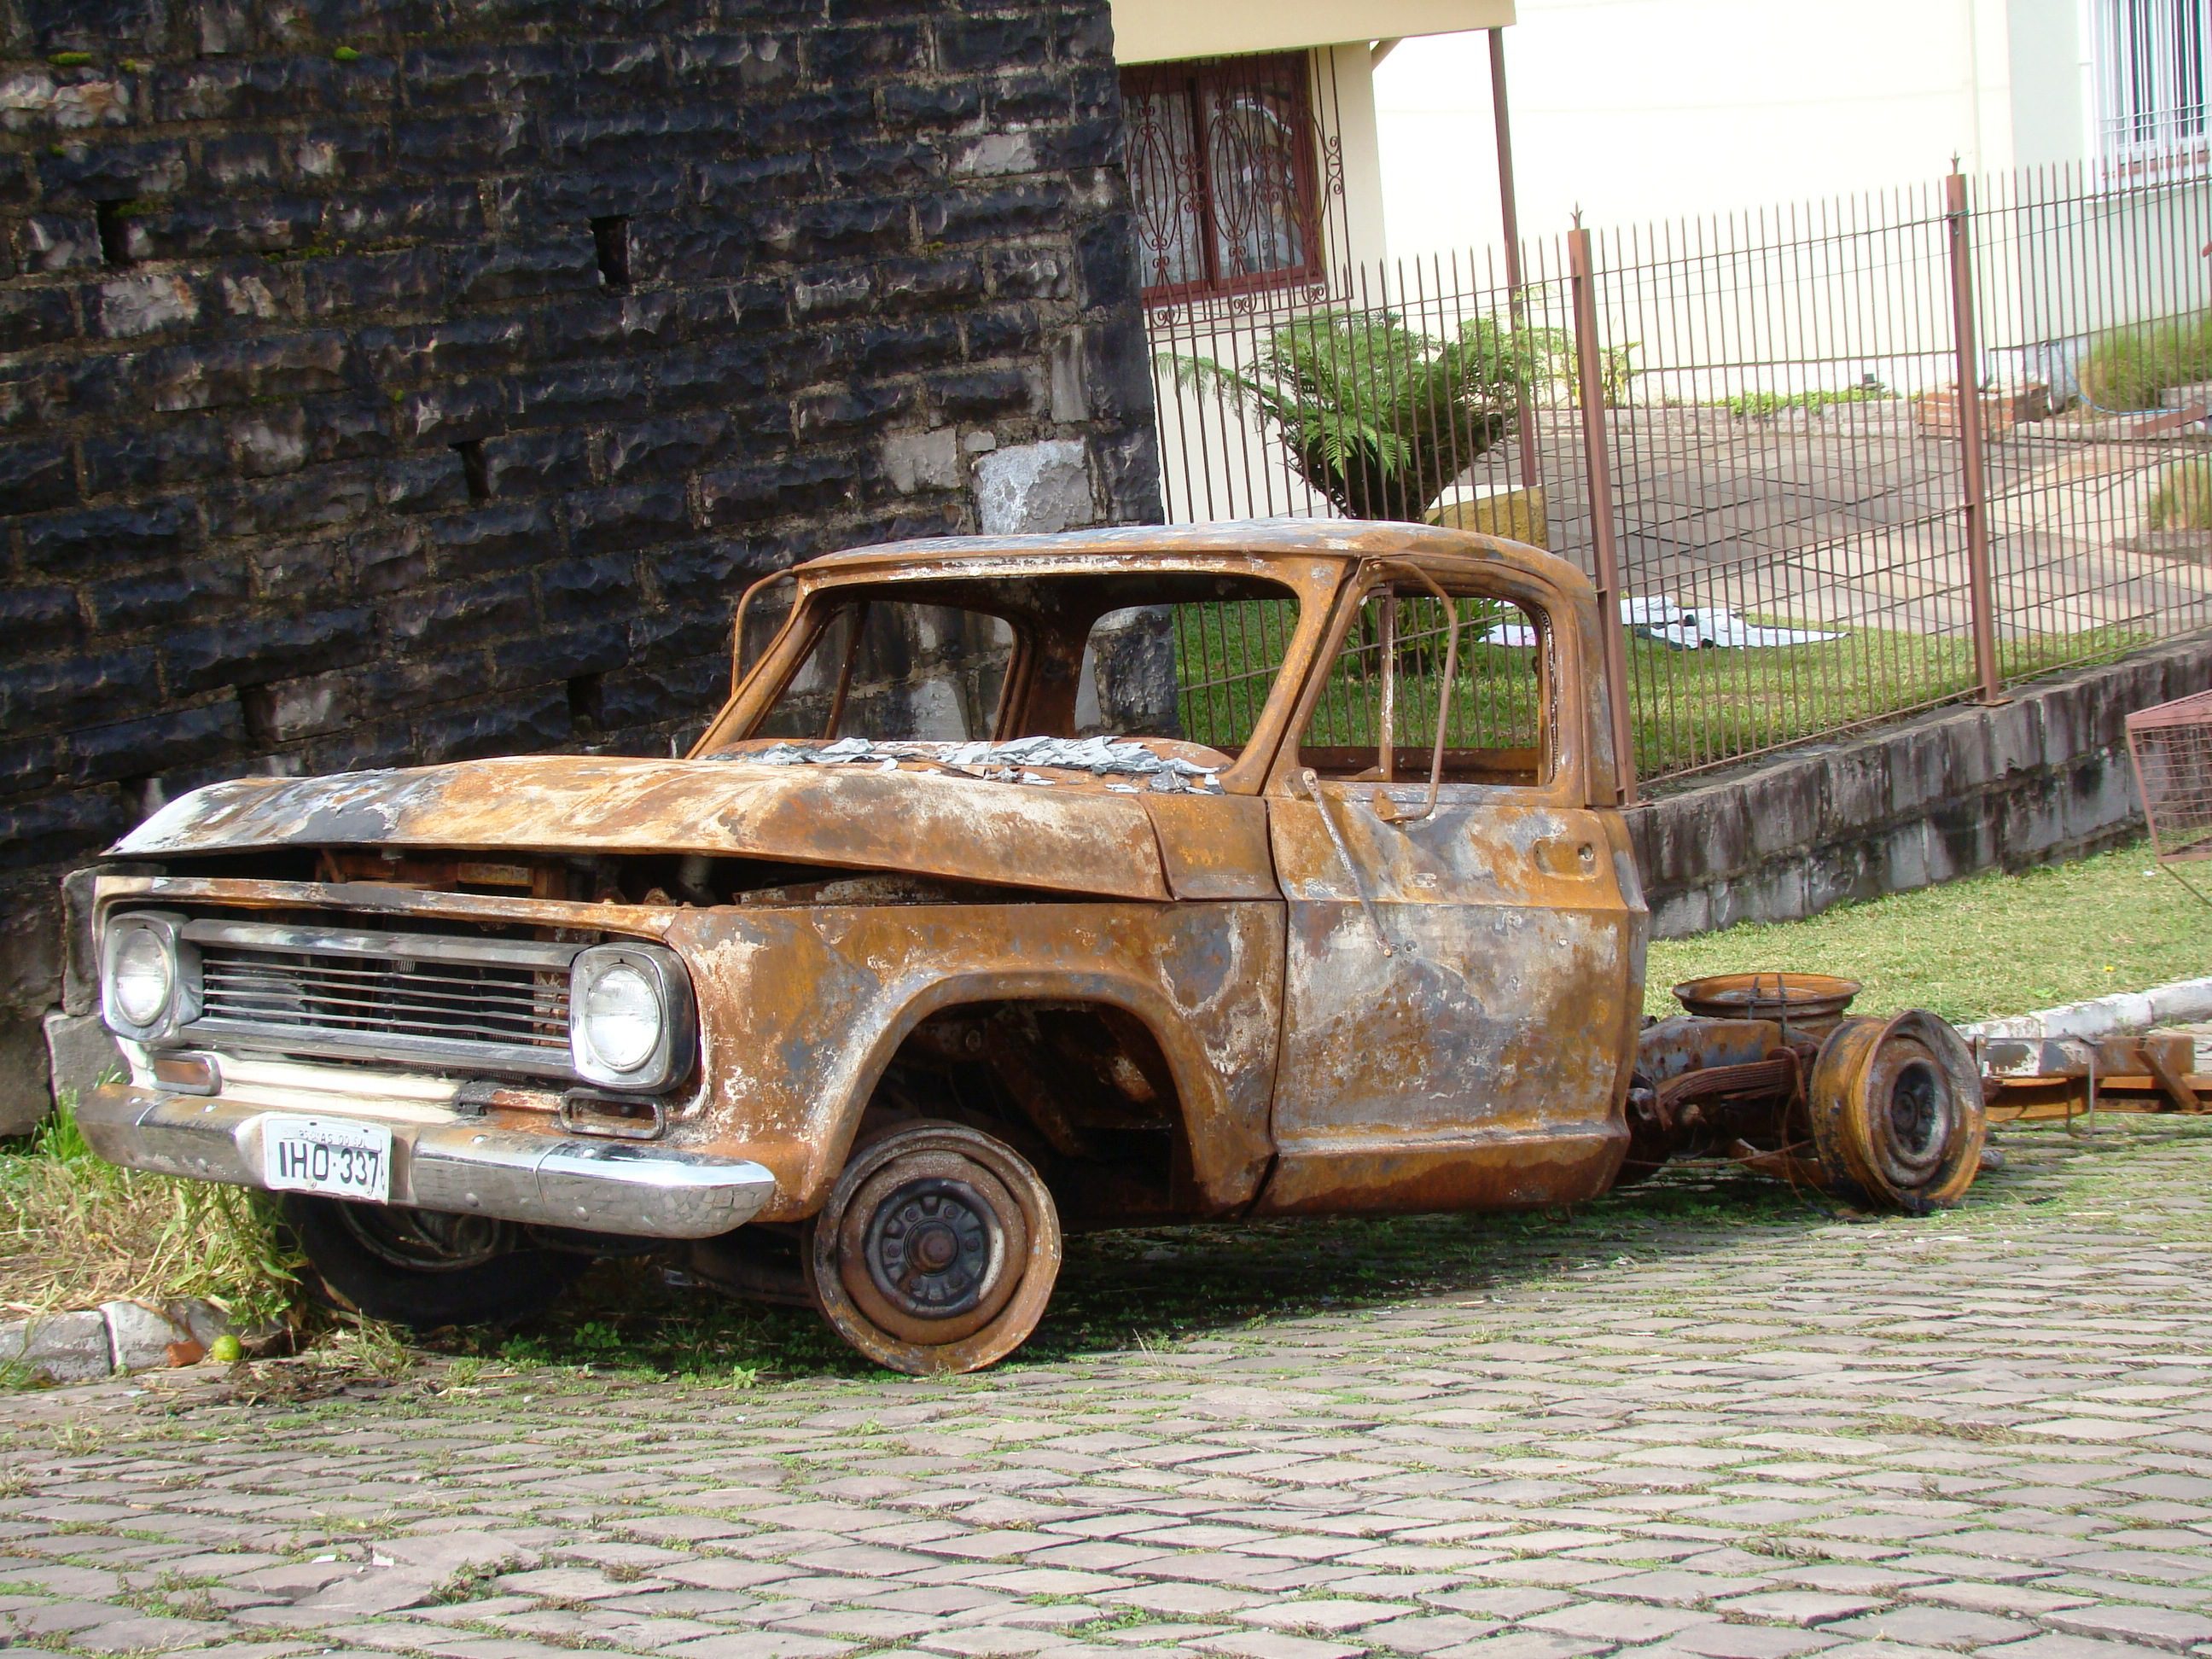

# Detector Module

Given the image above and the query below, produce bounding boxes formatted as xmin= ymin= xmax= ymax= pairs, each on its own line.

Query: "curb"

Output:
xmin=1956 ymin=973 xmax=2212 ymax=1045
xmin=0 ymin=1297 xmax=236 ymax=1385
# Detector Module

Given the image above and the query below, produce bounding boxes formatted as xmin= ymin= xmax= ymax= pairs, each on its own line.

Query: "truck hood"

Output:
xmin=113 ymin=754 xmax=1173 ymax=901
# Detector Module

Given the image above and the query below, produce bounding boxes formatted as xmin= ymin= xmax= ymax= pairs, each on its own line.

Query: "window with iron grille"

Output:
xmin=2096 ymin=0 xmax=2209 ymax=157
xmin=1120 ymin=52 xmax=1325 ymax=302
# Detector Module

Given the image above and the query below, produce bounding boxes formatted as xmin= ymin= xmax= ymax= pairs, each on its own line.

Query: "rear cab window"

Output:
xmin=1297 ymin=579 xmax=1553 ymax=789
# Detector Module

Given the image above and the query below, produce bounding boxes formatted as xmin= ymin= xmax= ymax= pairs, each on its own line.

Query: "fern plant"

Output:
xmin=1164 ymin=310 xmax=1531 ymax=521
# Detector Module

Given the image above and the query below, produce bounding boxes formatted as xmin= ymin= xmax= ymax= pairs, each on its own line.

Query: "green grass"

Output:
xmin=2079 ymin=309 xmax=2212 ymax=411
xmin=0 ymin=1095 xmax=299 ymax=1328
xmin=1170 ymin=599 xmax=2149 ymax=781
xmin=1647 ymin=837 xmax=2212 ymax=1024
xmin=2148 ymin=458 xmax=2212 ymax=532
xmin=1625 ymin=622 xmax=2150 ymax=777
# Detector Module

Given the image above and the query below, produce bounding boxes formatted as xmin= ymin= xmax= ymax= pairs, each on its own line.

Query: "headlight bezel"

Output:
xmin=568 ymin=942 xmax=695 ymax=1092
xmin=100 ymin=911 xmax=202 ymax=1045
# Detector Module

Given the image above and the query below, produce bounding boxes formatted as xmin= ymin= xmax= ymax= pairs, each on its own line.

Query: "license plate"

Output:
xmin=261 ymin=1116 xmax=393 ymax=1202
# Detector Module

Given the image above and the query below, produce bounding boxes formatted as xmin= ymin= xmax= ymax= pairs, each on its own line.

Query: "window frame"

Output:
xmin=697 ymin=557 xmax=1347 ymax=797
xmin=1271 ymin=562 xmax=1579 ymax=807
xmin=2094 ymin=0 xmax=2210 ymax=162
xmin=1120 ymin=50 xmax=1328 ymax=306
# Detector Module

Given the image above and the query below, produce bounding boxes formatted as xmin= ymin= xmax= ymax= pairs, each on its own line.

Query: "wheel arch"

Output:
xmin=804 ymin=969 xmax=1266 ymax=1220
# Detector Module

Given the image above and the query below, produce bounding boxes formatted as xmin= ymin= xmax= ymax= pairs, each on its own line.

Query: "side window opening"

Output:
xmin=1086 ymin=592 xmax=1303 ymax=760
xmin=1301 ymin=585 xmax=1550 ymax=786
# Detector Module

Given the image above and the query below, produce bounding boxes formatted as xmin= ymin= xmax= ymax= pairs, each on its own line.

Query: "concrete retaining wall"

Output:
xmin=1628 ymin=634 xmax=2212 ymax=939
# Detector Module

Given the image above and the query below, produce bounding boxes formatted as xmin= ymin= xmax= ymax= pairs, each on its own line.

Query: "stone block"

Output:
xmin=1738 ymin=754 xmax=1825 ymax=860
xmin=1879 ymin=817 xmax=1934 ymax=896
xmin=66 ymin=698 xmax=245 ymax=785
xmin=0 ymin=1310 xmax=111 ymax=1382
xmin=101 ymin=1300 xmax=214 ymax=1371
xmin=974 ymin=439 xmax=1092 ymax=535
xmin=0 ymin=1016 xmax=53 ymax=1137
xmin=1818 ymin=742 xmax=1892 ymax=843
xmin=0 ymin=436 xmax=77 ymax=515
xmin=240 ymin=671 xmax=358 ymax=744
xmin=881 ymin=428 xmax=961 ymax=496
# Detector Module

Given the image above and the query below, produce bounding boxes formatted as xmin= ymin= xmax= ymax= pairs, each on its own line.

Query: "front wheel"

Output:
xmin=806 ymin=1122 xmax=1062 ymax=1375
xmin=282 ymin=1196 xmax=589 ymax=1330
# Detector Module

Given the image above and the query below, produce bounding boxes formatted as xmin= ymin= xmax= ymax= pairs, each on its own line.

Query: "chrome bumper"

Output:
xmin=79 ymin=1084 xmax=776 ymax=1240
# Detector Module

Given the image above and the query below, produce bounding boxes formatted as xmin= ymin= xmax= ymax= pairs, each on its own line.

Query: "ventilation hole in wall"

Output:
xmin=452 ymin=439 xmax=490 ymax=501
xmin=95 ymin=200 xmax=137 ymax=268
xmin=591 ymin=215 xmax=632 ymax=292
xmin=568 ymin=672 xmax=605 ymax=733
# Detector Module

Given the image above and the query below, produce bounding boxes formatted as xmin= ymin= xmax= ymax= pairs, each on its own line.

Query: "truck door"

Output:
xmin=1259 ymin=571 xmax=1645 ymax=1215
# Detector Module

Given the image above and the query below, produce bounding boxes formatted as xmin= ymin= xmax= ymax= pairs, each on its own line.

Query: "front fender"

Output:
xmin=665 ymin=899 xmax=1285 ymax=1221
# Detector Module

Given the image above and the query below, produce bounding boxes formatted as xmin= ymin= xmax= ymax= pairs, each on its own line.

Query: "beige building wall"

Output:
xmin=1109 ymin=0 xmax=1512 ymax=64
xmin=1371 ymin=0 xmax=2088 ymax=259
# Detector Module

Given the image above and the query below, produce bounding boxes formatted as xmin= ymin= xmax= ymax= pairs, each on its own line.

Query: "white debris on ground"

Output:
xmin=732 ymin=735 xmax=1225 ymax=793
xmin=1483 ymin=598 xmax=1843 ymax=651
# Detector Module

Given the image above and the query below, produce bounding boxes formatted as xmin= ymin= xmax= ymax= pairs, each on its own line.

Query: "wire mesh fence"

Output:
xmin=1144 ymin=157 xmax=2212 ymax=789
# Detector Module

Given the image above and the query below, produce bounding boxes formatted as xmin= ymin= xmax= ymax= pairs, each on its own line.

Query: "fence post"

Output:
xmin=1944 ymin=169 xmax=2005 ymax=706
xmin=1488 ymin=27 xmax=1540 ymax=493
xmin=1568 ymin=224 xmax=1638 ymax=806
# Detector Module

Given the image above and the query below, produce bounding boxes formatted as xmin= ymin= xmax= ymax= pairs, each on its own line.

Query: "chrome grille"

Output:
xmin=178 ymin=917 xmax=584 ymax=1080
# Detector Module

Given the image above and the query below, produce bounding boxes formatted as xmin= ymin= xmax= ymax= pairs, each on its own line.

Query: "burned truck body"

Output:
xmin=78 ymin=521 xmax=1985 ymax=1373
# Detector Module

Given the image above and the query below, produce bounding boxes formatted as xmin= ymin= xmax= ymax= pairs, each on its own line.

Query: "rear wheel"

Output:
xmin=806 ymin=1122 xmax=1061 ymax=1375
xmin=1807 ymin=1011 xmax=1985 ymax=1214
xmin=282 ymin=1196 xmax=589 ymax=1330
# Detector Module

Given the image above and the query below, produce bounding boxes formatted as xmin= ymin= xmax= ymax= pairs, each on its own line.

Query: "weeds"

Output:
xmin=1725 ymin=385 xmax=1889 ymax=419
xmin=1862 ymin=1412 xmax=2027 ymax=1443
xmin=2148 ymin=458 xmax=2212 ymax=531
xmin=0 ymin=1094 xmax=299 ymax=1325
xmin=2079 ymin=310 xmax=2212 ymax=411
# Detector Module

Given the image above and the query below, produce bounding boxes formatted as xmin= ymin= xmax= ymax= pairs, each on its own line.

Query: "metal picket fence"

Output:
xmin=1145 ymin=159 xmax=2212 ymax=795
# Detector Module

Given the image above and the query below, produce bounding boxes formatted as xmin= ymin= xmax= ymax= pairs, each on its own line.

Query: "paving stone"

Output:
xmin=1358 ymin=1614 xmax=1505 ymax=1653
xmin=1823 ymin=1607 xmax=2036 ymax=1648
xmin=9 ymin=1126 xmax=2212 ymax=1659
xmin=2040 ymin=1607 xmax=2212 ymax=1651
xmin=1522 ymin=1602 xmax=1720 ymax=1643
xmin=1240 ymin=1598 xmax=1414 ymax=1633
xmin=1720 ymin=1592 xmax=1892 ymax=1625
xmin=1650 ymin=1626 xmax=1848 ymax=1658
xmin=1190 ymin=1633 xmax=1366 ymax=1659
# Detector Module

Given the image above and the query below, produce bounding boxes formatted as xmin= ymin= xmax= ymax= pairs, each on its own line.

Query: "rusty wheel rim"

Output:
xmin=1868 ymin=1046 xmax=1954 ymax=1190
xmin=835 ymin=1151 xmax=1027 ymax=1347
xmin=810 ymin=1123 xmax=1061 ymax=1376
xmin=868 ymin=1178 xmax=996 ymax=1316
xmin=1809 ymin=1011 xmax=1985 ymax=1212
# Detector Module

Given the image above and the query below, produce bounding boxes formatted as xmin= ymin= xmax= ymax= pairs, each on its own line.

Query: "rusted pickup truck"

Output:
xmin=79 ymin=521 xmax=1984 ymax=1372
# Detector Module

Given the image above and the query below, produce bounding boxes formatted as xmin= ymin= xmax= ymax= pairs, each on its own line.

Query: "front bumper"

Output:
xmin=79 ymin=1084 xmax=777 ymax=1239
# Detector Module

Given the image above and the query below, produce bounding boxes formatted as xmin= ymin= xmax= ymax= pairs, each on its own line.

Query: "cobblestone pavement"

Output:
xmin=5 ymin=1119 xmax=2212 ymax=1659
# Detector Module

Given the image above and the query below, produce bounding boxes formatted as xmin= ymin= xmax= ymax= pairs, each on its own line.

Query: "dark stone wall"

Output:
xmin=0 ymin=0 xmax=1161 ymax=1122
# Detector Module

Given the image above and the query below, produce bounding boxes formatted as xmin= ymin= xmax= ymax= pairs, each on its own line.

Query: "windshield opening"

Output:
xmin=749 ymin=602 xmax=1016 ymax=743
xmin=712 ymin=571 xmax=1304 ymax=780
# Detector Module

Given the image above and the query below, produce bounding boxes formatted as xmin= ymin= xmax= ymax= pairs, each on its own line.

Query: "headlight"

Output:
xmin=569 ymin=944 xmax=694 ymax=1091
xmin=112 ymin=929 xmax=172 ymax=1027
xmin=101 ymin=912 xmax=200 ymax=1043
